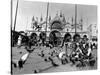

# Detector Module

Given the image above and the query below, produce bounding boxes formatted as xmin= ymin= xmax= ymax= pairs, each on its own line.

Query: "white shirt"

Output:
xmin=17 ymin=35 xmax=22 ymax=45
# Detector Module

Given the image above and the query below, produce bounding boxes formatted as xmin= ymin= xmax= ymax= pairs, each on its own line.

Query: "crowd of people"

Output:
xmin=12 ymin=31 xmax=97 ymax=71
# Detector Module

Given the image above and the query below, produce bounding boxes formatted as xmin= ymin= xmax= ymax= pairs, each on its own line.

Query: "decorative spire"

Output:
xmin=56 ymin=11 xmax=58 ymax=16
xmin=40 ymin=14 xmax=43 ymax=22
xmin=62 ymin=14 xmax=66 ymax=24
xmin=71 ymin=17 xmax=74 ymax=29
xmin=32 ymin=16 xmax=35 ymax=21
xmin=36 ymin=17 xmax=38 ymax=22
xmin=72 ymin=16 xmax=74 ymax=25
xmin=80 ymin=18 xmax=83 ymax=23
xmin=66 ymin=17 xmax=70 ymax=24
xmin=80 ymin=17 xmax=83 ymax=31
xmin=60 ymin=10 xmax=63 ymax=17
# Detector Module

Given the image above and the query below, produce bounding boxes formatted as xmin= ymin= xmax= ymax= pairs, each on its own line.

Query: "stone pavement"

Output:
xmin=12 ymin=46 xmax=97 ymax=74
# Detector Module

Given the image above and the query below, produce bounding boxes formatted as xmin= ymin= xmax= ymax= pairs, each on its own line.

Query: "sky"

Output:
xmin=12 ymin=0 xmax=97 ymax=32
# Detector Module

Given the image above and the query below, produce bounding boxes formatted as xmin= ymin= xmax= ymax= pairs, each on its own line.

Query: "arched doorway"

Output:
xmin=64 ymin=32 xmax=72 ymax=42
xmin=61 ymin=32 xmax=72 ymax=47
xmin=39 ymin=31 xmax=46 ymax=45
xmin=29 ymin=32 xmax=38 ymax=46
xmin=50 ymin=21 xmax=63 ymax=31
xmin=73 ymin=33 xmax=81 ymax=42
xmin=49 ymin=30 xmax=62 ymax=47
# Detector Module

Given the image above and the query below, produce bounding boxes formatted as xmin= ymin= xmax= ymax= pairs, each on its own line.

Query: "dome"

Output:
xmin=49 ymin=13 xmax=66 ymax=31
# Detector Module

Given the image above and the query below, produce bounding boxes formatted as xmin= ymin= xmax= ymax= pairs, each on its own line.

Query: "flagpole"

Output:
xmin=11 ymin=0 xmax=13 ymax=31
xmin=75 ymin=4 xmax=77 ymax=34
xmin=26 ymin=17 xmax=28 ymax=31
xmin=45 ymin=2 xmax=49 ymax=38
xmin=11 ymin=0 xmax=13 ymax=74
xmin=13 ymin=0 xmax=19 ymax=31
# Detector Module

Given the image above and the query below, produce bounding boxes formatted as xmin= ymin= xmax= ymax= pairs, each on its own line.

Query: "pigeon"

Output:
xmin=18 ymin=52 xmax=29 ymax=69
